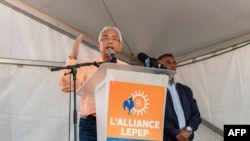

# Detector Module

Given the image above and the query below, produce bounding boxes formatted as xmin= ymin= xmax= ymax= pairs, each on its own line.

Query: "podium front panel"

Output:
xmin=106 ymin=81 xmax=166 ymax=140
xmin=95 ymin=69 xmax=168 ymax=141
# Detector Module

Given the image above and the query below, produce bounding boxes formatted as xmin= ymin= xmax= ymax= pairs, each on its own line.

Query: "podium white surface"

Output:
xmin=77 ymin=63 xmax=175 ymax=141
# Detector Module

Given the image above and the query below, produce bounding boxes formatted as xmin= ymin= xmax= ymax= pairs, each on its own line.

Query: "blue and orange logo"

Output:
xmin=123 ymin=91 xmax=150 ymax=116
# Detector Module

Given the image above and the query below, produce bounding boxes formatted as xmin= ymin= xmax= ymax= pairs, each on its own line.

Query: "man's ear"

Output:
xmin=119 ymin=44 xmax=122 ymax=51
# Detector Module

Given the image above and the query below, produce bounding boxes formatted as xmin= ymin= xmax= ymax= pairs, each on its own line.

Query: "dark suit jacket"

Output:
xmin=163 ymin=82 xmax=201 ymax=141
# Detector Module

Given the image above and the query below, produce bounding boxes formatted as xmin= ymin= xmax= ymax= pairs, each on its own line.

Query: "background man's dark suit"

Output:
xmin=163 ymin=82 xmax=201 ymax=141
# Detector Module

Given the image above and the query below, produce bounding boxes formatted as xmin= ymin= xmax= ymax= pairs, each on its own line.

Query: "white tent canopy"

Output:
xmin=4 ymin=0 xmax=250 ymax=63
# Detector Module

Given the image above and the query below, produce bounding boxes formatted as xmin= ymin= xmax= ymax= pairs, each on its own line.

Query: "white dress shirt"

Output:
xmin=168 ymin=81 xmax=186 ymax=129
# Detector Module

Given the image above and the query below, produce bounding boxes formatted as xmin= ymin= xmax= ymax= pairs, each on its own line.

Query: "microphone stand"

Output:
xmin=50 ymin=61 xmax=104 ymax=141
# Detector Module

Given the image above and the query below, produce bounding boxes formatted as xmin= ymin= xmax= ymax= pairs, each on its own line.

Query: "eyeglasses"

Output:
xmin=100 ymin=37 xmax=120 ymax=42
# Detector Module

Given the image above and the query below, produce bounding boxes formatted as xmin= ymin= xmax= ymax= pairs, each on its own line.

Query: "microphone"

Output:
xmin=137 ymin=52 xmax=166 ymax=69
xmin=108 ymin=49 xmax=117 ymax=63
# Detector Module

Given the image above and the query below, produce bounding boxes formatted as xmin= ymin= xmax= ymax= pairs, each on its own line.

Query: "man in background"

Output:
xmin=157 ymin=53 xmax=201 ymax=141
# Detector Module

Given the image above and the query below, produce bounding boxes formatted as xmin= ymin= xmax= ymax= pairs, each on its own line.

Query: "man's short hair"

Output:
xmin=98 ymin=26 xmax=122 ymax=43
xmin=157 ymin=53 xmax=174 ymax=60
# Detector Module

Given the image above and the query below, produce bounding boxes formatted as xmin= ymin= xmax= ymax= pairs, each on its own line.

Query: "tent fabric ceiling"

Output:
xmin=17 ymin=0 xmax=250 ymax=63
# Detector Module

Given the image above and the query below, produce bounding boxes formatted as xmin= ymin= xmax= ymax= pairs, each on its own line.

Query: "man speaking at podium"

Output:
xmin=157 ymin=53 xmax=201 ymax=141
xmin=59 ymin=26 xmax=127 ymax=141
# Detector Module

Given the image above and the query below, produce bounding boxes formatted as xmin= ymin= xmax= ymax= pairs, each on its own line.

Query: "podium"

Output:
xmin=77 ymin=63 xmax=175 ymax=141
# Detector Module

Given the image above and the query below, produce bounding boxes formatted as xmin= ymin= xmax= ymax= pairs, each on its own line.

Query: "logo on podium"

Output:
xmin=107 ymin=81 xmax=166 ymax=141
xmin=123 ymin=91 xmax=150 ymax=116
